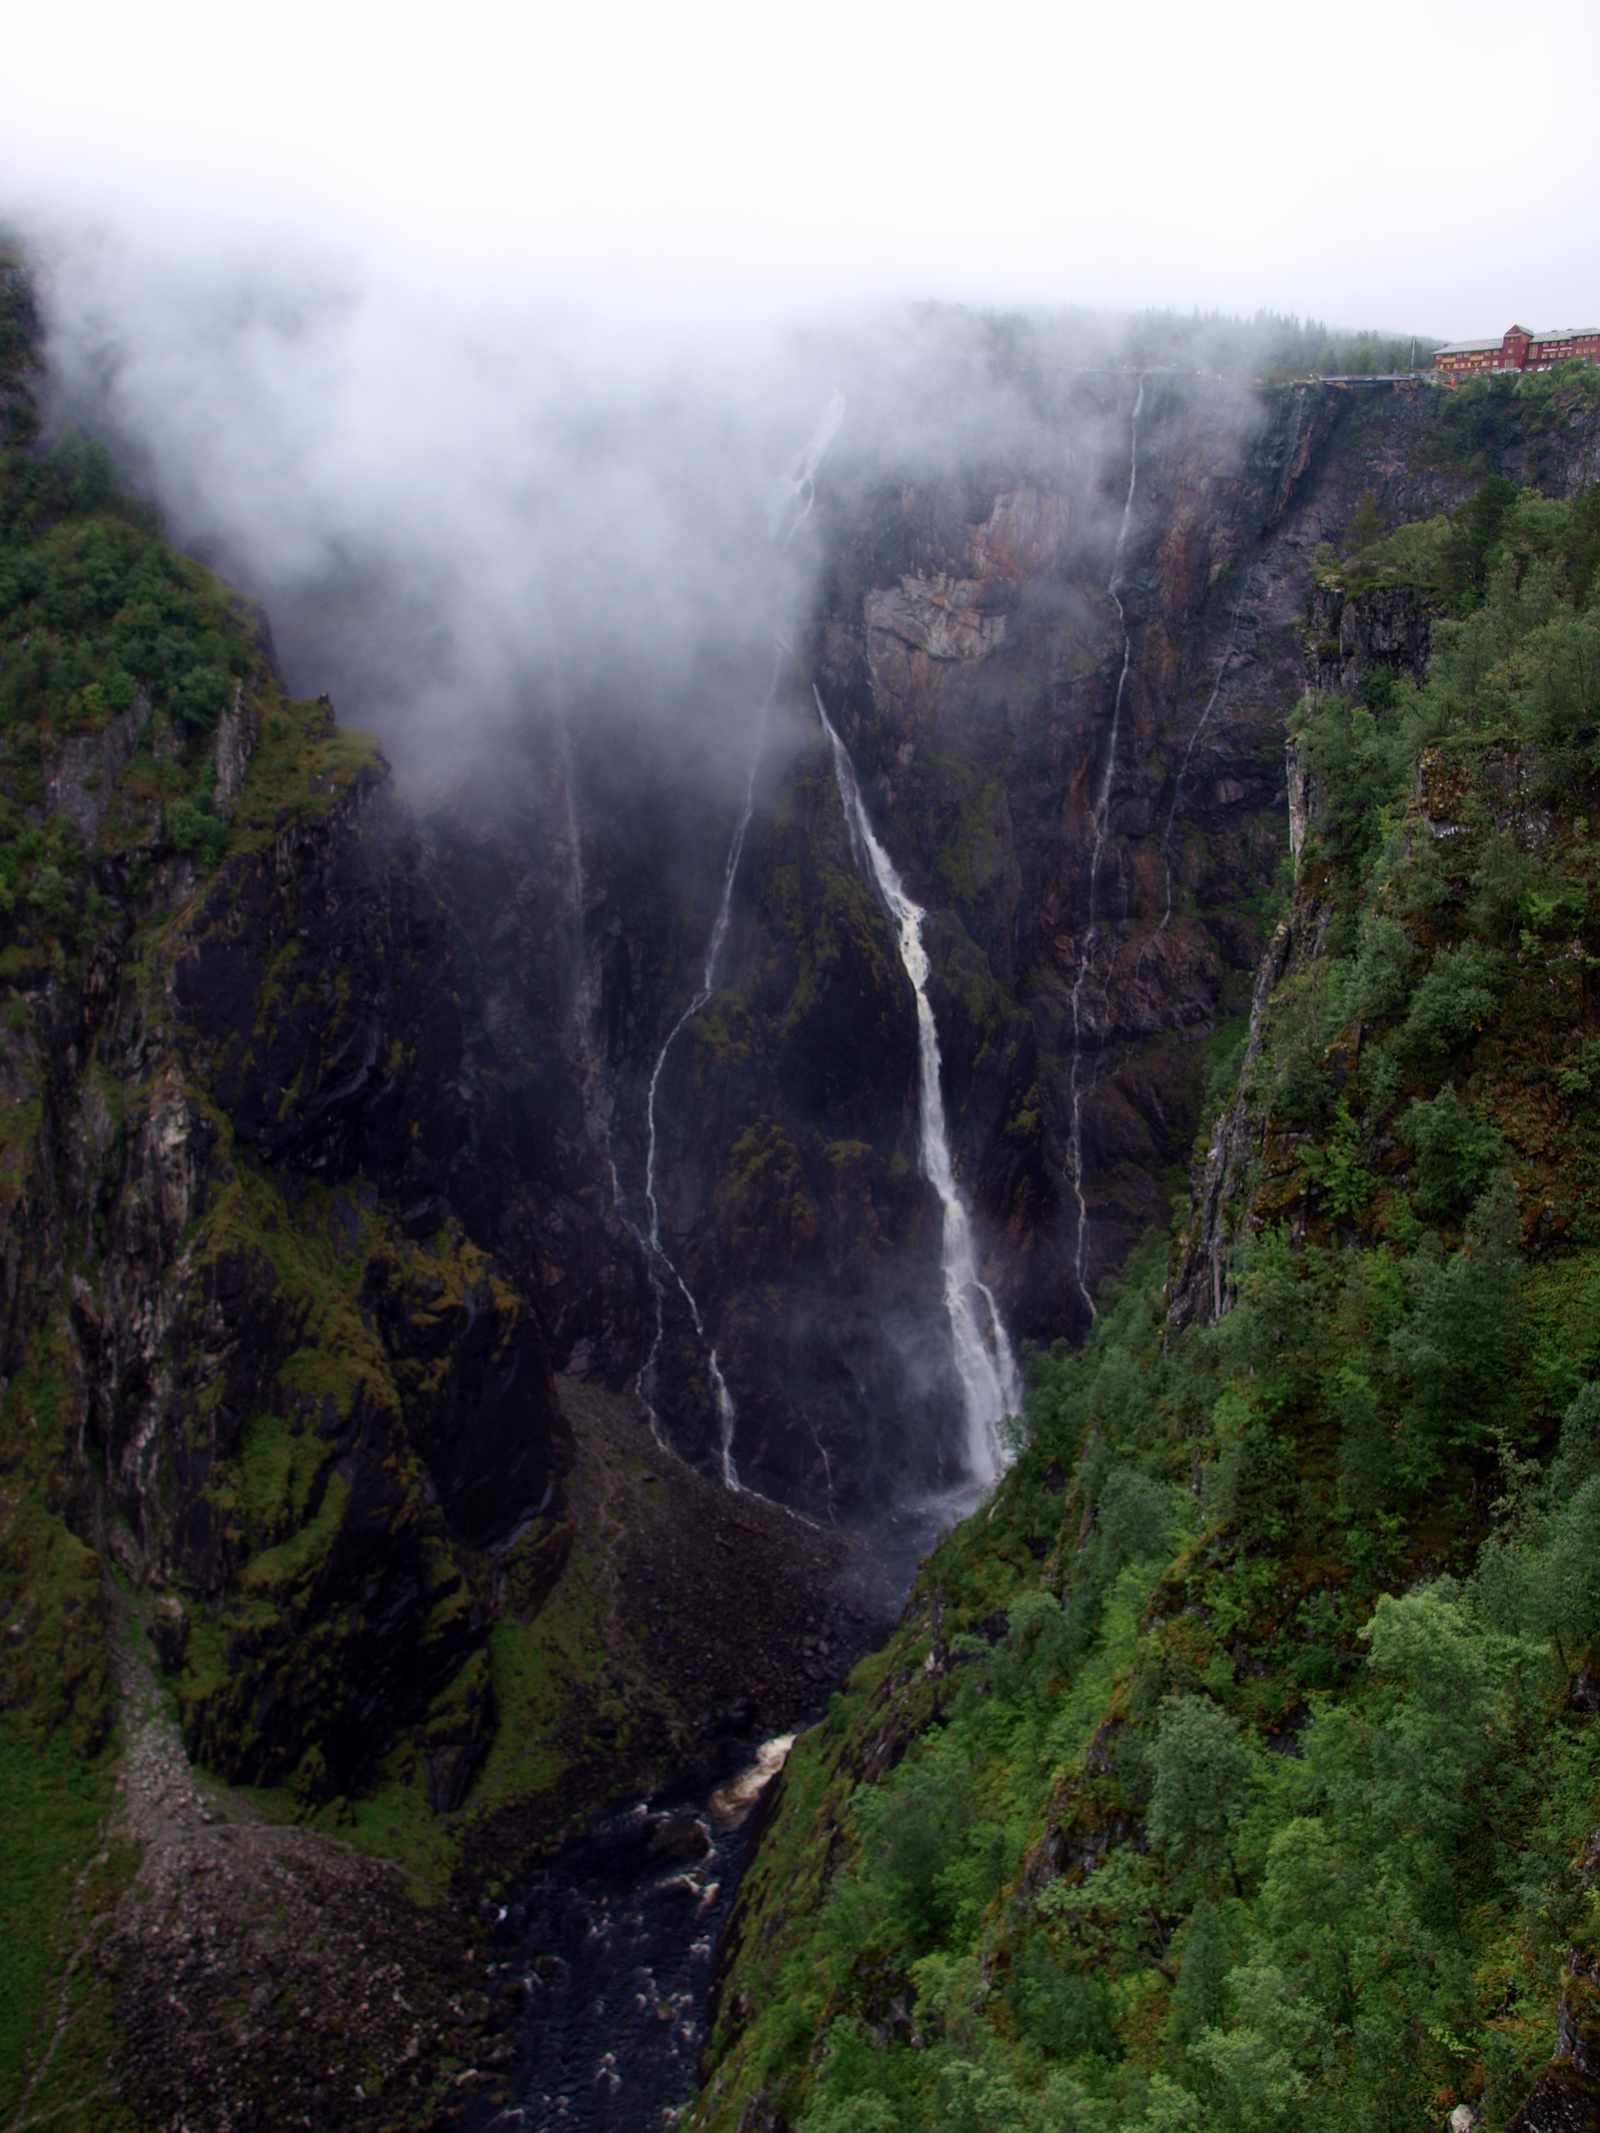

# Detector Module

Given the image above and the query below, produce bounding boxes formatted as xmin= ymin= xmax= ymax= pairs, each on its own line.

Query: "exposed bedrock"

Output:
xmin=18 ymin=736 xmax=571 ymax=1810
xmin=409 ymin=377 xmax=1599 ymax=1520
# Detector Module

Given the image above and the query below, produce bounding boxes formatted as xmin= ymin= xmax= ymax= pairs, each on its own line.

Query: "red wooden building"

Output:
xmin=1434 ymin=324 xmax=1600 ymax=377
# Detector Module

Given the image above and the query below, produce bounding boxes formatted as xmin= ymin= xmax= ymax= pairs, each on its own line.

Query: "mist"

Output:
xmin=25 ymin=231 xmax=1094 ymax=799
xmin=26 ymin=219 xmax=1335 ymax=817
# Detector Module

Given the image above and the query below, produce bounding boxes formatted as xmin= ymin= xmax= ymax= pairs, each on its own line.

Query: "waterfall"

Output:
xmin=769 ymin=389 xmax=846 ymax=545
xmin=1066 ymin=374 xmax=1146 ymax=1321
xmin=633 ymin=391 xmax=849 ymax=1490
xmin=813 ymin=685 xmax=1020 ymax=1488
xmin=638 ymin=676 xmax=773 ymax=1491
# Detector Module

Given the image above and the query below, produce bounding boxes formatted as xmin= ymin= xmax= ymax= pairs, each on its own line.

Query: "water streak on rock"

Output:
xmin=637 ymin=391 xmax=850 ymax=1486
xmin=639 ymin=683 xmax=773 ymax=1489
xmin=1067 ymin=374 xmax=1146 ymax=1319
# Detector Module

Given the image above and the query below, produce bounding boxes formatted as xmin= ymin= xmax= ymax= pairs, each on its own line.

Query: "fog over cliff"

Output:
xmin=31 ymin=228 xmax=1269 ymax=795
xmin=12 ymin=221 xmax=1442 ymax=1533
xmin=17 ymin=228 xmax=1297 ymax=1522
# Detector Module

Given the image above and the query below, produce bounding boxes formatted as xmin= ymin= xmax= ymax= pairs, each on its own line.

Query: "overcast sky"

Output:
xmin=4 ymin=0 xmax=1597 ymax=333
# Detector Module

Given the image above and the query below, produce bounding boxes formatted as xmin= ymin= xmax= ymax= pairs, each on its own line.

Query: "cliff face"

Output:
xmin=444 ymin=373 xmax=1600 ymax=1517
xmin=4 ymin=696 xmax=570 ymax=1808
xmin=688 ymin=418 xmax=1600 ymax=2133
xmin=10 ymin=237 xmax=1600 ymax=2128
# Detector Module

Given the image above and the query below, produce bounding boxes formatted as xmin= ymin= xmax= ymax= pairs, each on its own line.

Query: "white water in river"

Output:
xmin=1066 ymin=374 xmax=1146 ymax=1321
xmin=813 ymin=685 xmax=1020 ymax=1487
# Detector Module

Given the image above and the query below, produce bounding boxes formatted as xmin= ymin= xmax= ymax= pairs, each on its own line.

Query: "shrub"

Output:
xmin=1398 ymin=941 xmax=1504 ymax=1058
xmin=1145 ymin=1696 xmax=1256 ymax=1859
xmin=1398 ymin=1084 xmax=1504 ymax=1221
xmin=166 ymin=798 xmax=229 ymax=869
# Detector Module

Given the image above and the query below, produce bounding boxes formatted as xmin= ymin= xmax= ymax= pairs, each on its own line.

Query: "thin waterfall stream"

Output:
xmin=629 ymin=389 xmax=848 ymax=1490
xmin=1066 ymin=373 xmax=1146 ymax=1321
xmin=637 ymin=683 xmax=771 ymax=1490
xmin=812 ymin=685 xmax=1020 ymax=1487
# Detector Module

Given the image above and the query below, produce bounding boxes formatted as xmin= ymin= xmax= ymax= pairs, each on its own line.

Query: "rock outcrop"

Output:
xmin=6 ymin=699 xmax=569 ymax=1811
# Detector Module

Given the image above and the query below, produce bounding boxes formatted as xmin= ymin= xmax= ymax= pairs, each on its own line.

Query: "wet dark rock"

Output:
xmin=148 ymin=1593 xmax=188 ymax=1676
xmin=649 ymin=1813 xmax=714 ymax=1862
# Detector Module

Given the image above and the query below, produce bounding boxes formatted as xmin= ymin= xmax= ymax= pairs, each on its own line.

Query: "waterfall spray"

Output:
xmin=813 ymin=686 xmax=1020 ymax=1488
xmin=1065 ymin=375 xmax=1146 ymax=1322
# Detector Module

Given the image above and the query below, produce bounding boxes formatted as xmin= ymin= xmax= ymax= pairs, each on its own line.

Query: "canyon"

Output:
xmin=6 ymin=249 xmax=1600 ymax=2131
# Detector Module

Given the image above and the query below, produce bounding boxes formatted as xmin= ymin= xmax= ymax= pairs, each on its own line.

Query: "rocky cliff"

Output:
xmin=449 ymin=367 xmax=1600 ymax=1521
xmin=689 ymin=400 xmax=1600 ymax=2133
xmin=9 ymin=233 xmax=1600 ymax=2131
xmin=0 ymin=291 xmax=897 ymax=2123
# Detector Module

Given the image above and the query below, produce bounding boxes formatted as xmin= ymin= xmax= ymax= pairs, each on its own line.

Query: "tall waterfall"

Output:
xmin=633 ymin=391 xmax=849 ymax=1488
xmin=638 ymin=677 xmax=773 ymax=1490
xmin=1066 ymin=374 xmax=1146 ymax=1320
xmin=813 ymin=686 xmax=1020 ymax=1488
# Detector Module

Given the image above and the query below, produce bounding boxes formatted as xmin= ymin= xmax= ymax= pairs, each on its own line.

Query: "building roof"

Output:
xmin=1436 ymin=325 xmax=1600 ymax=356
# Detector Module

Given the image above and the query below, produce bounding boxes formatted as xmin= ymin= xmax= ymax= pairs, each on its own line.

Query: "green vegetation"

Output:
xmin=1253 ymin=321 xmax=1442 ymax=381
xmin=1324 ymin=471 xmax=1600 ymax=607
xmin=0 ymin=248 xmax=439 ymax=2107
xmin=0 ymin=265 xmax=214 ymax=972
xmin=0 ymin=1717 xmax=142 ymax=2130
xmin=696 ymin=477 xmax=1600 ymax=2133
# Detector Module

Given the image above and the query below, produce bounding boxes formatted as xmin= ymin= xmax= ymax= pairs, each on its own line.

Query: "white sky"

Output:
xmin=4 ymin=0 xmax=1597 ymax=333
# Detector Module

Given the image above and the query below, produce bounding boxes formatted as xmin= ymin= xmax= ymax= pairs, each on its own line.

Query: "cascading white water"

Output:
xmin=1065 ymin=374 xmax=1146 ymax=1321
xmin=812 ymin=685 xmax=1020 ymax=1488
xmin=632 ymin=390 xmax=849 ymax=1491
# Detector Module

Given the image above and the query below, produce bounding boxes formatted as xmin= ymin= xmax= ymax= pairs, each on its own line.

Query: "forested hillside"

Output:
xmin=696 ymin=466 xmax=1600 ymax=2133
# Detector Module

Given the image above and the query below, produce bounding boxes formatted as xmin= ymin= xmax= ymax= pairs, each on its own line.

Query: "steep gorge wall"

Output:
xmin=687 ymin=429 xmax=1600 ymax=2133
xmin=459 ymin=374 xmax=1600 ymax=1517
xmin=2 ymin=696 xmax=570 ymax=1810
xmin=10 ymin=249 xmax=1600 ymax=2124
